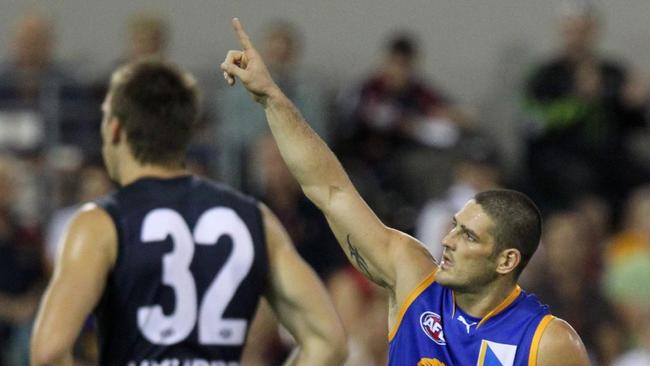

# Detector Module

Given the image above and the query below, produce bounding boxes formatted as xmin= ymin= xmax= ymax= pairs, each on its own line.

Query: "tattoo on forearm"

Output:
xmin=346 ymin=234 xmax=387 ymax=287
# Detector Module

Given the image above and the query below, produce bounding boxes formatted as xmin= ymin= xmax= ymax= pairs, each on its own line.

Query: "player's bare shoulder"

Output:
xmin=74 ymin=202 xmax=112 ymax=222
xmin=536 ymin=318 xmax=589 ymax=366
xmin=62 ymin=203 xmax=118 ymax=265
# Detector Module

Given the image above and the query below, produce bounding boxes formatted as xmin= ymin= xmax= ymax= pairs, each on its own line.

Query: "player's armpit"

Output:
xmin=535 ymin=318 xmax=589 ymax=366
xmin=259 ymin=204 xmax=347 ymax=366
xmin=31 ymin=204 xmax=117 ymax=366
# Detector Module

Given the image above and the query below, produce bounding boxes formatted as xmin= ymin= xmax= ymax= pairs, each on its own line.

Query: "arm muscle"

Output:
xmin=31 ymin=204 xmax=116 ymax=366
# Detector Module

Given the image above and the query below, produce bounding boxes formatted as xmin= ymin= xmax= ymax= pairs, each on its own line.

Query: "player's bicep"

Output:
xmin=31 ymin=205 xmax=116 ymax=364
xmin=321 ymin=185 xmax=435 ymax=290
xmin=310 ymin=183 xmax=397 ymax=287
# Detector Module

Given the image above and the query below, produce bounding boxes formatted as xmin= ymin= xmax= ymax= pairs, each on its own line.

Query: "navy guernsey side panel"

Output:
xmin=388 ymin=271 xmax=553 ymax=366
xmin=94 ymin=176 xmax=268 ymax=366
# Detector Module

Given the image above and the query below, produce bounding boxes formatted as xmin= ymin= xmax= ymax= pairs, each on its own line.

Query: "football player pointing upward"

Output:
xmin=222 ymin=18 xmax=589 ymax=366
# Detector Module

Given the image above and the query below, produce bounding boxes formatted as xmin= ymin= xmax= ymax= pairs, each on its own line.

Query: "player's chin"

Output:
xmin=434 ymin=270 xmax=453 ymax=286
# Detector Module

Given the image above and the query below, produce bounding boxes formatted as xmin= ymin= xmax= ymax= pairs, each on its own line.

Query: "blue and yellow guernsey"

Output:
xmin=388 ymin=271 xmax=554 ymax=366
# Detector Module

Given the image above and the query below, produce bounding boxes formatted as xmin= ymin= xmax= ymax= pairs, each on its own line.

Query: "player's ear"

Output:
xmin=495 ymin=248 xmax=521 ymax=275
xmin=109 ymin=117 xmax=123 ymax=144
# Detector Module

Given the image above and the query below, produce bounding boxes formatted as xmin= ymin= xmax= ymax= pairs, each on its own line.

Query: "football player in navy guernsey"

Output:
xmin=221 ymin=18 xmax=590 ymax=366
xmin=30 ymin=59 xmax=346 ymax=366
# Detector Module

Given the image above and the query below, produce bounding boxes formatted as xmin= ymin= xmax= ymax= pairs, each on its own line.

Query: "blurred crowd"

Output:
xmin=1 ymin=2 xmax=649 ymax=365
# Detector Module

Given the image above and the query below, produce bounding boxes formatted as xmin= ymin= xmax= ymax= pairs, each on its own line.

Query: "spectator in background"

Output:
xmin=125 ymin=12 xmax=169 ymax=62
xmin=522 ymin=0 xmax=649 ymax=213
xmin=572 ymin=194 xmax=612 ymax=284
xmin=0 ymin=155 xmax=43 ymax=366
xmin=604 ymin=254 xmax=650 ymax=366
xmin=337 ymin=32 xmax=468 ymax=231
xmin=0 ymin=11 xmax=98 ymax=225
xmin=217 ymin=20 xmax=329 ymax=189
xmin=606 ymin=185 xmax=650 ymax=264
xmin=415 ymin=134 xmax=502 ymax=260
xmin=249 ymin=134 xmax=345 ymax=278
xmin=524 ymin=210 xmax=621 ymax=364
xmin=328 ymin=268 xmax=389 ymax=366
xmin=0 ymin=11 xmax=97 ymax=155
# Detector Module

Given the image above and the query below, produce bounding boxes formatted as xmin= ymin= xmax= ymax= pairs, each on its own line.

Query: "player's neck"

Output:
xmin=118 ymin=160 xmax=189 ymax=187
xmin=453 ymin=279 xmax=517 ymax=319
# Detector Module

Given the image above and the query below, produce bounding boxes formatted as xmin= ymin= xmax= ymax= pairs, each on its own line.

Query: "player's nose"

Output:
xmin=441 ymin=230 xmax=455 ymax=250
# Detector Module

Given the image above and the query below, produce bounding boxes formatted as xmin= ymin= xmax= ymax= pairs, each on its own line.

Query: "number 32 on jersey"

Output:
xmin=137 ymin=207 xmax=254 ymax=346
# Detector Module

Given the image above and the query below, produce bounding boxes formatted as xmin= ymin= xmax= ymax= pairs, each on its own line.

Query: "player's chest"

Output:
xmin=403 ymin=305 xmax=525 ymax=365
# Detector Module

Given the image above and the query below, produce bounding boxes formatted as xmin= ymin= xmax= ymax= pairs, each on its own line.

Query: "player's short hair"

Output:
xmin=108 ymin=59 xmax=199 ymax=167
xmin=474 ymin=189 xmax=542 ymax=278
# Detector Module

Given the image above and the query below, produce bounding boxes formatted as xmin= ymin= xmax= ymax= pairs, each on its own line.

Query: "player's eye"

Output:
xmin=465 ymin=231 xmax=476 ymax=242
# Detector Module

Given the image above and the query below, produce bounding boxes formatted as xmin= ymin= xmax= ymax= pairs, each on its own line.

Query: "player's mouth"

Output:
xmin=440 ymin=254 xmax=453 ymax=270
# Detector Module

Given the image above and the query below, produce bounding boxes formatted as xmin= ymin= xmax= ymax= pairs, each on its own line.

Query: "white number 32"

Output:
xmin=137 ymin=207 xmax=254 ymax=346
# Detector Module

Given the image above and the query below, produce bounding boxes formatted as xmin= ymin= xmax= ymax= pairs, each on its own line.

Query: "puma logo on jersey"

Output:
xmin=457 ymin=315 xmax=477 ymax=334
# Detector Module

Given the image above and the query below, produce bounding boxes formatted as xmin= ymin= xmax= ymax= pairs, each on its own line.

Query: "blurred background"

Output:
xmin=0 ymin=0 xmax=649 ymax=365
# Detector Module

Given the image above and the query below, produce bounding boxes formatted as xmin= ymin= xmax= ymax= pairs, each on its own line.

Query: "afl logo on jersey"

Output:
xmin=420 ymin=311 xmax=446 ymax=345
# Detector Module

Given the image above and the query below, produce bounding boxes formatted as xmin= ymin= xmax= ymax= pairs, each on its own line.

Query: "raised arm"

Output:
xmin=31 ymin=204 xmax=117 ymax=366
xmin=221 ymin=18 xmax=436 ymax=299
xmin=259 ymin=203 xmax=347 ymax=366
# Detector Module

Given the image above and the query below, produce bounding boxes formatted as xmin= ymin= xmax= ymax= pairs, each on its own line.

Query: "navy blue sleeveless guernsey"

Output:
xmin=94 ymin=176 xmax=268 ymax=366
xmin=388 ymin=270 xmax=554 ymax=366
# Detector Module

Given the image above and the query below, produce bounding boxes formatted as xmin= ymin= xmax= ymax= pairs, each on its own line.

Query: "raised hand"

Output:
xmin=221 ymin=18 xmax=279 ymax=104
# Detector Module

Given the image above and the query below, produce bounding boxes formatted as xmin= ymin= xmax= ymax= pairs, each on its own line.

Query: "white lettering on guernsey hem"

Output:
xmin=127 ymin=359 xmax=240 ymax=366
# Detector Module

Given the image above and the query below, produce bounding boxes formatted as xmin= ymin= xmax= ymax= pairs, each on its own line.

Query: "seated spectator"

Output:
xmin=338 ymin=33 xmax=464 ymax=151
xmin=337 ymin=32 xmax=468 ymax=231
xmin=522 ymin=0 xmax=649 ymax=212
xmin=0 ymin=12 xmax=97 ymax=155
xmin=217 ymin=20 xmax=329 ymax=189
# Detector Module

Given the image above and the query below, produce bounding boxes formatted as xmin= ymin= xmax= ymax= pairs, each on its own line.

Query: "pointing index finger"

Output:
xmin=232 ymin=18 xmax=253 ymax=50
